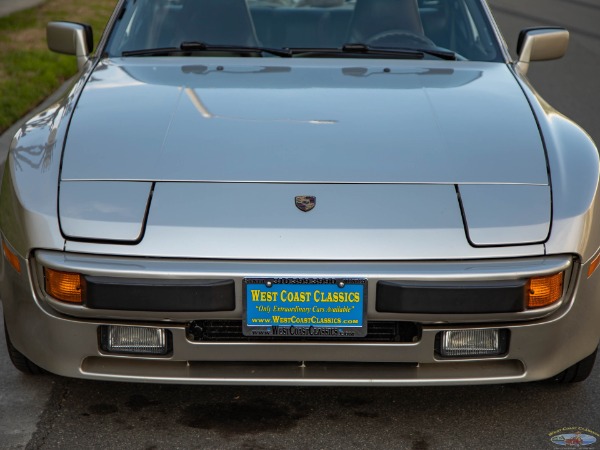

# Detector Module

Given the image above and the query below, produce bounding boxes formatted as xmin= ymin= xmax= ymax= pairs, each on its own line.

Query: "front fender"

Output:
xmin=0 ymin=76 xmax=87 ymax=257
xmin=520 ymin=78 xmax=600 ymax=262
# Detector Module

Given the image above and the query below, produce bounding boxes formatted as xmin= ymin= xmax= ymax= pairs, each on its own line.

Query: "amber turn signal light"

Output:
xmin=588 ymin=253 xmax=600 ymax=278
xmin=526 ymin=272 xmax=564 ymax=308
xmin=2 ymin=241 xmax=21 ymax=273
xmin=45 ymin=268 xmax=84 ymax=303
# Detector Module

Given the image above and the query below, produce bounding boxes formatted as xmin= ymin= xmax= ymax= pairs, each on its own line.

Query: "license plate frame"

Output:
xmin=243 ymin=278 xmax=367 ymax=338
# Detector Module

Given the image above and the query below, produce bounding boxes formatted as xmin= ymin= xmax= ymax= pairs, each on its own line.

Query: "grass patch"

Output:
xmin=0 ymin=0 xmax=118 ymax=133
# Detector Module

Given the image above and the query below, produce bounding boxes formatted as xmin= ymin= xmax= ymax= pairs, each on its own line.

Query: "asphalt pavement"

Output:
xmin=0 ymin=0 xmax=44 ymax=17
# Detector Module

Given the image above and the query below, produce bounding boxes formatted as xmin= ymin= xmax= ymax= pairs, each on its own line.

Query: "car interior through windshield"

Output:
xmin=107 ymin=0 xmax=500 ymax=61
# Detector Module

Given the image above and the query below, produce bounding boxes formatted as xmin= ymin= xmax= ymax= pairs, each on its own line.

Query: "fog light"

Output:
xmin=100 ymin=325 xmax=170 ymax=355
xmin=439 ymin=329 xmax=506 ymax=357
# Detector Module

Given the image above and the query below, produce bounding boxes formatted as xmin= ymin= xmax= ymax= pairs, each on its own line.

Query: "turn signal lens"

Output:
xmin=2 ymin=241 xmax=21 ymax=273
xmin=526 ymin=272 xmax=564 ymax=308
xmin=588 ymin=253 xmax=600 ymax=278
xmin=45 ymin=268 xmax=84 ymax=303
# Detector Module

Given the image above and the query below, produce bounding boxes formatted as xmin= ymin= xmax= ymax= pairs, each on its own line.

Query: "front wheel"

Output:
xmin=4 ymin=319 xmax=45 ymax=375
xmin=554 ymin=347 xmax=597 ymax=383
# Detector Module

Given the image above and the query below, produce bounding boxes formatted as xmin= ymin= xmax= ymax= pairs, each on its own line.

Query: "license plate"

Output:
xmin=243 ymin=278 xmax=367 ymax=338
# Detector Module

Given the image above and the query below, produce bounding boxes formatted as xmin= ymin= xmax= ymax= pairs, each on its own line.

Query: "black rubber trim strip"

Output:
xmin=376 ymin=280 xmax=526 ymax=314
xmin=84 ymin=276 xmax=235 ymax=312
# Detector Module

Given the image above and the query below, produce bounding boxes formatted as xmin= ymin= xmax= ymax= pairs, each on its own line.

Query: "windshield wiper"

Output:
xmin=121 ymin=42 xmax=455 ymax=60
xmin=405 ymin=47 xmax=456 ymax=61
xmin=180 ymin=41 xmax=292 ymax=57
xmin=288 ymin=43 xmax=456 ymax=60
xmin=122 ymin=42 xmax=292 ymax=58
xmin=122 ymin=47 xmax=180 ymax=57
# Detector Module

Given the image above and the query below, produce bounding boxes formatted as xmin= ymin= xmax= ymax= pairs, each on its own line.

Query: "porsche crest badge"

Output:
xmin=295 ymin=196 xmax=316 ymax=212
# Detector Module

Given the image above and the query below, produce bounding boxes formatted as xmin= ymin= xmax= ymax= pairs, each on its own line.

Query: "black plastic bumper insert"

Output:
xmin=85 ymin=277 xmax=235 ymax=312
xmin=376 ymin=280 xmax=526 ymax=314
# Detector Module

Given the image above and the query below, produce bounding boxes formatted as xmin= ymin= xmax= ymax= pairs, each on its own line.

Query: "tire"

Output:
xmin=4 ymin=320 xmax=45 ymax=375
xmin=554 ymin=347 xmax=597 ymax=383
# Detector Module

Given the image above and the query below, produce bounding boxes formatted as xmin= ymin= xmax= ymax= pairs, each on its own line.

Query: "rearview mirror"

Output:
xmin=516 ymin=27 xmax=569 ymax=75
xmin=47 ymin=21 xmax=93 ymax=70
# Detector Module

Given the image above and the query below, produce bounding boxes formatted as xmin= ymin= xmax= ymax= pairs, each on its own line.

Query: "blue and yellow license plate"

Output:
xmin=243 ymin=278 xmax=367 ymax=338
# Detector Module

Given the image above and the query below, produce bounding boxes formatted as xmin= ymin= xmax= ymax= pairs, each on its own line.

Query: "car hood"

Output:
xmin=59 ymin=58 xmax=551 ymax=252
xmin=61 ymin=58 xmax=548 ymax=185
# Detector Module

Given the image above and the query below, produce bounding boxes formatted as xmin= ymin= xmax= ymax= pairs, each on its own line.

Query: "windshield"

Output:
xmin=105 ymin=0 xmax=502 ymax=61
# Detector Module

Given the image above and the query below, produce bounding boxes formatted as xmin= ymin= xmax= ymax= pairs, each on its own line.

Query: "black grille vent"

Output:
xmin=186 ymin=320 xmax=420 ymax=343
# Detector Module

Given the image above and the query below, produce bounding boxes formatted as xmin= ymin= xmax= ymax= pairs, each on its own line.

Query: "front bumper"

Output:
xmin=2 ymin=250 xmax=599 ymax=385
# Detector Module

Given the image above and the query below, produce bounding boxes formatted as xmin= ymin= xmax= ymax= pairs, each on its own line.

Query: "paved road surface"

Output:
xmin=0 ymin=0 xmax=44 ymax=17
xmin=1 ymin=0 xmax=600 ymax=448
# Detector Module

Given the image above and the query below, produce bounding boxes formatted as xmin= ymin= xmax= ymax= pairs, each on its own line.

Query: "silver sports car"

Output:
xmin=2 ymin=0 xmax=599 ymax=385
